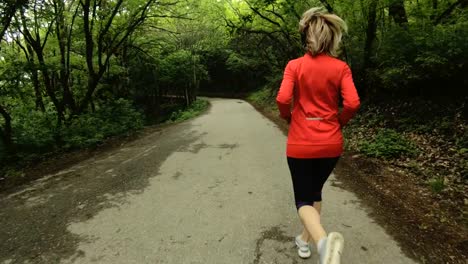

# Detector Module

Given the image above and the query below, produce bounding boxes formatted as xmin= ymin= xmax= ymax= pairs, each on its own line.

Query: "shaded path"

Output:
xmin=0 ymin=98 xmax=416 ymax=264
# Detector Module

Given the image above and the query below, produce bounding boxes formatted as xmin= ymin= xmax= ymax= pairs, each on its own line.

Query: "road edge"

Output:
xmin=244 ymin=98 xmax=467 ymax=264
xmin=0 ymin=99 xmax=212 ymax=194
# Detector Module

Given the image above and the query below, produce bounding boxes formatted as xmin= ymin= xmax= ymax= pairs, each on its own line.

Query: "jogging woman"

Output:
xmin=276 ymin=8 xmax=360 ymax=264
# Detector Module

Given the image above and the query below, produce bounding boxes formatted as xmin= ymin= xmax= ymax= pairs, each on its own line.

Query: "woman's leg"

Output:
xmin=298 ymin=205 xmax=326 ymax=245
xmin=288 ymin=157 xmax=339 ymax=246
xmin=300 ymin=201 xmax=321 ymax=242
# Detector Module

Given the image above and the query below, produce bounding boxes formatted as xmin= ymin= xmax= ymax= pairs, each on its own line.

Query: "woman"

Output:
xmin=276 ymin=7 xmax=360 ymax=264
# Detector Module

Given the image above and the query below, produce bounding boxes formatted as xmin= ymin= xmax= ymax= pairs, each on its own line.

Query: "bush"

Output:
xmin=12 ymin=103 xmax=59 ymax=153
xmin=359 ymin=129 xmax=418 ymax=159
xmin=9 ymin=99 xmax=144 ymax=153
xmin=62 ymin=99 xmax=144 ymax=149
xmin=247 ymin=86 xmax=277 ymax=109
xmin=168 ymin=99 xmax=209 ymax=122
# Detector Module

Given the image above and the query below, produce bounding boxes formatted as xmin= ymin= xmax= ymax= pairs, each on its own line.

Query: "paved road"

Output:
xmin=0 ymin=98 xmax=416 ymax=264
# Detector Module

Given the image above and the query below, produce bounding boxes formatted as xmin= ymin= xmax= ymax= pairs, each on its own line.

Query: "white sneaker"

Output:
xmin=319 ymin=232 xmax=344 ymax=264
xmin=295 ymin=235 xmax=311 ymax=259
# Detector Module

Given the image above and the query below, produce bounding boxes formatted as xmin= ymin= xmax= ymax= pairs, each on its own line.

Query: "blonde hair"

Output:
xmin=299 ymin=7 xmax=348 ymax=57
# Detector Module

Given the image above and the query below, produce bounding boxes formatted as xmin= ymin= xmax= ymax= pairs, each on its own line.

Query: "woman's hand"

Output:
xmin=278 ymin=113 xmax=291 ymax=124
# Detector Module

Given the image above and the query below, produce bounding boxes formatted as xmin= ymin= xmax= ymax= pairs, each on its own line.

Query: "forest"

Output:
xmin=1 ymin=0 xmax=466 ymax=177
xmin=0 ymin=0 xmax=467 ymax=262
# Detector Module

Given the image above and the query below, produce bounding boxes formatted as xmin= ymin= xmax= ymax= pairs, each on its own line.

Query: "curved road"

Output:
xmin=0 ymin=98 xmax=416 ymax=264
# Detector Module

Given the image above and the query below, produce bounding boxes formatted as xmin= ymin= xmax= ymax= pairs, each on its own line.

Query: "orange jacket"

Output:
xmin=276 ymin=53 xmax=360 ymax=158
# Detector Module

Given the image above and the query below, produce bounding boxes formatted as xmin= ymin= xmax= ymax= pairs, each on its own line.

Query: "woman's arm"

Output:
xmin=339 ymin=64 xmax=360 ymax=127
xmin=276 ymin=61 xmax=296 ymax=121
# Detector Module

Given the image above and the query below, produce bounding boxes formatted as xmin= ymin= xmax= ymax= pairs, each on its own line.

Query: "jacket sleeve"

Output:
xmin=338 ymin=64 xmax=360 ymax=127
xmin=276 ymin=61 xmax=296 ymax=119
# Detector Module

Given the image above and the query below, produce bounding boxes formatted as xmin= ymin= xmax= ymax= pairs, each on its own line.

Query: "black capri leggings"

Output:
xmin=287 ymin=156 xmax=340 ymax=210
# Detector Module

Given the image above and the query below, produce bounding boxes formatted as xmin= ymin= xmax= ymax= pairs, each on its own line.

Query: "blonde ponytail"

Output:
xmin=299 ymin=7 xmax=348 ymax=57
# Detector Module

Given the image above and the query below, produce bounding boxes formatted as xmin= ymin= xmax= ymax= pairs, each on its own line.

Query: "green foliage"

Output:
xmin=359 ymin=129 xmax=418 ymax=159
xmin=4 ymin=99 xmax=144 ymax=156
xmin=168 ymin=99 xmax=209 ymax=122
xmin=222 ymin=0 xmax=468 ymax=98
xmin=62 ymin=99 xmax=144 ymax=149
xmin=158 ymin=50 xmax=208 ymax=92
xmin=12 ymin=104 xmax=58 ymax=152
xmin=225 ymin=53 xmax=251 ymax=73
xmin=247 ymin=86 xmax=276 ymax=108
xmin=368 ymin=21 xmax=468 ymax=97
xmin=0 ymin=0 xmax=222 ymax=170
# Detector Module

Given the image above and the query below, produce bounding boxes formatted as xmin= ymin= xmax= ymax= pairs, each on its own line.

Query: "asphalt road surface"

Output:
xmin=0 ymin=98 xmax=417 ymax=264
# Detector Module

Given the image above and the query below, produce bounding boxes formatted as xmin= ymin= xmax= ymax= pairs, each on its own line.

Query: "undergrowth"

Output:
xmin=167 ymin=99 xmax=209 ymax=122
xmin=0 ymin=98 xmax=209 ymax=189
xmin=359 ymin=129 xmax=418 ymax=159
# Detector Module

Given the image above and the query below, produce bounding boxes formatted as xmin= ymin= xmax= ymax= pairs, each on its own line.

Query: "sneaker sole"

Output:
xmin=323 ymin=232 xmax=344 ymax=264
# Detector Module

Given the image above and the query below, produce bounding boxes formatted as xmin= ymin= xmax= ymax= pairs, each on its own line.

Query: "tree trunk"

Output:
xmin=79 ymin=76 xmax=99 ymax=113
xmin=0 ymin=105 xmax=14 ymax=155
xmin=54 ymin=0 xmax=76 ymax=113
xmin=20 ymin=11 xmax=64 ymax=122
xmin=389 ymin=0 xmax=408 ymax=28
xmin=185 ymin=87 xmax=190 ymax=107
xmin=32 ymin=68 xmax=44 ymax=111
xmin=363 ymin=0 xmax=379 ymax=96
xmin=192 ymin=55 xmax=197 ymax=103
xmin=431 ymin=0 xmax=438 ymax=21
xmin=25 ymin=44 xmax=45 ymax=111
xmin=364 ymin=0 xmax=378 ymax=68
xmin=90 ymin=98 xmax=95 ymax=113
xmin=36 ymin=47 xmax=65 ymax=122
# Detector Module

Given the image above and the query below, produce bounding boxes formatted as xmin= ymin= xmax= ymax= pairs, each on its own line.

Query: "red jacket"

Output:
xmin=276 ymin=53 xmax=360 ymax=158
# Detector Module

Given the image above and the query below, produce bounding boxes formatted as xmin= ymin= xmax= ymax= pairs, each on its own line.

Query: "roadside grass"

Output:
xmin=427 ymin=177 xmax=445 ymax=193
xmin=166 ymin=99 xmax=210 ymax=123
xmin=358 ymin=128 xmax=419 ymax=159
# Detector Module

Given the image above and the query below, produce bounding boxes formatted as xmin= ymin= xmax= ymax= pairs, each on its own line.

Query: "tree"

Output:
xmin=364 ymin=0 xmax=379 ymax=70
xmin=16 ymin=1 xmax=64 ymax=121
xmin=52 ymin=0 xmax=79 ymax=113
xmin=78 ymin=0 xmax=156 ymax=113
xmin=389 ymin=0 xmax=408 ymax=28
xmin=0 ymin=0 xmax=28 ymax=43
xmin=0 ymin=0 xmax=28 ymax=155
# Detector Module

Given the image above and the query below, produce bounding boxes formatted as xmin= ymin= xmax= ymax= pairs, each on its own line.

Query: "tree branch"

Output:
xmin=265 ymin=9 xmax=286 ymax=24
xmin=41 ymin=20 xmax=55 ymax=50
xmin=67 ymin=4 xmax=80 ymax=76
xmin=148 ymin=25 xmax=180 ymax=34
xmin=1 ymin=0 xmax=28 ymax=42
xmin=245 ymin=1 xmax=282 ymax=28
xmin=98 ymin=0 xmax=124 ymax=68
xmin=13 ymin=35 xmax=29 ymax=61
xmin=319 ymin=0 xmax=334 ymax=13
xmin=80 ymin=0 xmax=95 ymax=76
xmin=434 ymin=0 xmax=468 ymax=24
